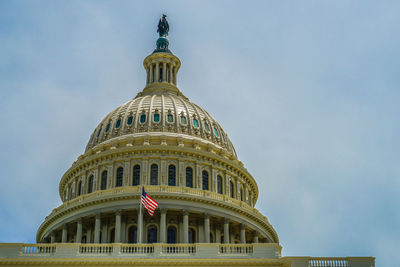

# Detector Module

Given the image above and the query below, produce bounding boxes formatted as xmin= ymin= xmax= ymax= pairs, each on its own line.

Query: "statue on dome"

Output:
xmin=157 ymin=14 xmax=169 ymax=37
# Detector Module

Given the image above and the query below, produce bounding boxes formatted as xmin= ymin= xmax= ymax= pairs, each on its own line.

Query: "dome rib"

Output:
xmin=85 ymin=93 xmax=237 ymax=158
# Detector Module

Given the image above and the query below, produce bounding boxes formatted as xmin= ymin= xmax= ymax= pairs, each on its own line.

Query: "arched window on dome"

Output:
xmin=180 ymin=115 xmax=187 ymax=124
xmin=105 ymin=122 xmax=111 ymax=133
xmin=115 ymin=118 xmax=121 ymax=129
xmin=167 ymin=226 xmax=177 ymax=244
xmin=127 ymin=116 xmax=133 ymax=126
xmin=88 ymin=175 xmax=94 ymax=193
xmin=167 ymin=113 xmax=174 ymax=123
xmin=193 ymin=118 xmax=199 ymax=128
xmin=150 ymin=164 xmax=158 ymax=185
xmin=96 ymin=126 xmax=102 ymax=137
xmin=147 ymin=226 xmax=157 ymax=243
xmin=188 ymin=228 xmax=196 ymax=244
xmin=116 ymin=167 xmax=123 ymax=187
xmin=140 ymin=114 xmax=146 ymax=124
xmin=217 ymin=175 xmax=223 ymax=194
xmin=168 ymin=165 xmax=176 ymax=186
xmin=186 ymin=167 xmax=193 ymax=188
xmin=101 ymin=170 xmax=107 ymax=190
xmin=153 ymin=113 xmax=160 ymax=123
xmin=77 ymin=181 xmax=82 ymax=196
xmin=133 ymin=165 xmax=140 ymax=186
xmin=128 ymin=226 xmax=137 ymax=243
xmin=230 ymin=181 xmax=234 ymax=198
xmin=202 ymin=170 xmax=209 ymax=191
xmin=204 ymin=121 xmax=210 ymax=132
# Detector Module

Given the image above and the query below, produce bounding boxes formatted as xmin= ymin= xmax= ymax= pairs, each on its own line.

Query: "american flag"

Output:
xmin=141 ymin=187 xmax=158 ymax=216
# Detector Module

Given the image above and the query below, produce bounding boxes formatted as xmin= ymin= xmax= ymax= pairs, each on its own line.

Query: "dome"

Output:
xmin=36 ymin=23 xmax=279 ymax=247
xmin=85 ymin=91 xmax=237 ymax=159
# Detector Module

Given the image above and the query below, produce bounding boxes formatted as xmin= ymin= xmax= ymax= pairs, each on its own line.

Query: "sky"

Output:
xmin=0 ymin=1 xmax=399 ymax=266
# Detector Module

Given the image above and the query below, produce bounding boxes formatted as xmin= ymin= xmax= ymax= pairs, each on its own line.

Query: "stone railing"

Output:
xmin=79 ymin=244 xmax=113 ymax=254
xmin=309 ymin=257 xmax=348 ymax=267
xmin=0 ymin=243 xmax=280 ymax=259
xmin=219 ymin=244 xmax=253 ymax=254
xmin=22 ymin=244 xmax=56 ymax=254
xmin=161 ymin=244 xmax=196 ymax=254
xmin=120 ymin=244 xmax=154 ymax=254
xmin=283 ymin=256 xmax=375 ymax=267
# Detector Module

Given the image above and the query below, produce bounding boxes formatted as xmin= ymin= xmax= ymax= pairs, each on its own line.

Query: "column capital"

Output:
xmin=116 ymin=210 xmax=122 ymax=216
xmin=240 ymin=223 xmax=246 ymax=230
xmin=224 ymin=218 xmax=230 ymax=224
xmin=95 ymin=213 xmax=101 ymax=219
xmin=161 ymin=208 xmax=167 ymax=215
xmin=183 ymin=210 xmax=189 ymax=216
xmin=204 ymin=213 xmax=210 ymax=219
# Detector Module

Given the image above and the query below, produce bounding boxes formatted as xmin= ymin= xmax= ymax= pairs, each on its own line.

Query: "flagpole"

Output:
xmin=138 ymin=186 xmax=143 ymax=244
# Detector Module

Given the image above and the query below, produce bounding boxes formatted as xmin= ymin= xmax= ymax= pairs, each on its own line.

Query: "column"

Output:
xmin=162 ymin=62 xmax=167 ymax=82
xmin=149 ymin=64 xmax=153 ymax=83
xmin=160 ymin=209 xmax=167 ymax=243
xmin=94 ymin=214 xmax=101 ymax=243
xmin=240 ymin=224 xmax=246 ymax=244
xmin=183 ymin=211 xmax=189 ymax=243
xmin=169 ymin=65 xmax=173 ymax=83
xmin=155 ymin=62 xmax=160 ymax=82
xmin=173 ymin=67 xmax=177 ymax=85
xmin=101 ymin=219 xmax=108 ymax=243
xmin=61 ymin=224 xmax=68 ymax=243
xmin=215 ymin=227 xmax=221 ymax=243
xmin=76 ymin=219 xmax=82 ymax=243
xmin=121 ymin=216 xmax=126 ymax=243
xmin=204 ymin=214 xmax=210 ymax=243
xmin=86 ymin=228 xmax=92 ymax=243
xmin=115 ymin=210 xmax=121 ymax=243
xmin=50 ymin=232 xmax=55 ymax=244
xmin=137 ymin=205 xmax=143 ymax=243
xmin=146 ymin=66 xmax=150 ymax=84
xmin=253 ymin=231 xmax=259 ymax=243
xmin=223 ymin=218 xmax=229 ymax=244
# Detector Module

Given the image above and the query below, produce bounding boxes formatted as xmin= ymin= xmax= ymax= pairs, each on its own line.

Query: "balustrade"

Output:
xmin=219 ymin=244 xmax=253 ymax=254
xmin=22 ymin=244 xmax=56 ymax=254
xmin=79 ymin=244 xmax=113 ymax=254
xmin=309 ymin=258 xmax=348 ymax=267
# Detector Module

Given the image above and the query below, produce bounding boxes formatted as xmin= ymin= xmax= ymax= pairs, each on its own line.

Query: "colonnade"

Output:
xmin=47 ymin=209 xmax=262 ymax=244
xmin=146 ymin=61 xmax=177 ymax=85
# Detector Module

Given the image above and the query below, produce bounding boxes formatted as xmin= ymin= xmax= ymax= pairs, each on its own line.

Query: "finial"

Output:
xmin=154 ymin=14 xmax=171 ymax=53
xmin=157 ymin=14 xmax=169 ymax=37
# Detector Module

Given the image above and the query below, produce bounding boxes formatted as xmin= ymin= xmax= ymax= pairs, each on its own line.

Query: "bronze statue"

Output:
xmin=157 ymin=14 xmax=169 ymax=37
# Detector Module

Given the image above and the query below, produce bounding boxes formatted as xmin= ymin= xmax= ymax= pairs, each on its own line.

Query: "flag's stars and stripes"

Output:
xmin=141 ymin=187 xmax=158 ymax=216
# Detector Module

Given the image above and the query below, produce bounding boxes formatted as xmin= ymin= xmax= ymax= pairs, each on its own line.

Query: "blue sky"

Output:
xmin=0 ymin=1 xmax=399 ymax=266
